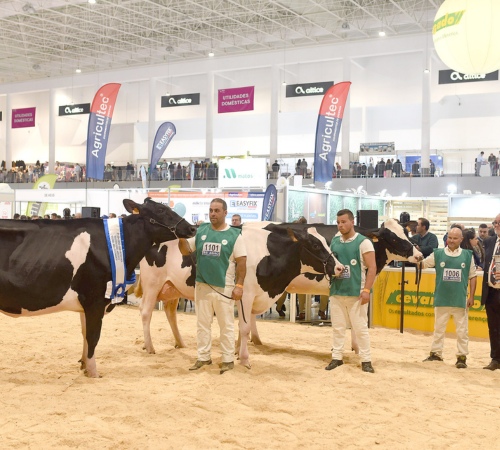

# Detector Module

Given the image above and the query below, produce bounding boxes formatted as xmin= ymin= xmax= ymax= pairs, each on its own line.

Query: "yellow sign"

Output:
xmin=372 ymin=268 xmax=487 ymax=338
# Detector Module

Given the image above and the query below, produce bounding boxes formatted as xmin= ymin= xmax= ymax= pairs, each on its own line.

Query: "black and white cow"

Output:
xmin=134 ymin=218 xmax=421 ymax=368
xmin=0 ymin=198 xmax=196 ymax=377
xmin=135 ymin=226 xmax=342 ymax=356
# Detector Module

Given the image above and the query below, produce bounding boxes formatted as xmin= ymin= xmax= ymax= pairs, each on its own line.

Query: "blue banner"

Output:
xmin=86 ymin=83 xmax=121 ymax=180
xmin=149 ymin=122 xmax=176 ymax=177
xmin=261 ymin=184 xmax=277 ymax=221
xmin=313 ymin=82 xmax=351 ymax=183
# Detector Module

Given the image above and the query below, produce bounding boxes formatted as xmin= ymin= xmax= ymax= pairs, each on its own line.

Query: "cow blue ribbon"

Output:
xmin=103 ymin=218 xmax=134 ymax=303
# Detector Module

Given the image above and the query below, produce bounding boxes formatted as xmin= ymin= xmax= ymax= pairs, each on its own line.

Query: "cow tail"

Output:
xmin=132 ymin=274 xmax=143 ymax=298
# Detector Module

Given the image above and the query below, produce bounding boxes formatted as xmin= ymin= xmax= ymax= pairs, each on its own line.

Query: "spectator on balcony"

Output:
xmin=392 ymin=159 xmax=402 ymax=177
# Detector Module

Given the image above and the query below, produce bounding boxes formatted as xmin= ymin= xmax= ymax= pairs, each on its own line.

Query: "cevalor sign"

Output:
xmin=218 ymin=158 xmax=267 ymax=188
xmin=58 ymin=103 xmax=91 ymax=116
xmin=161 ymin=93 xmax=200 ymax=107
xmin=286 ymin=81 xmax=334 ymax=97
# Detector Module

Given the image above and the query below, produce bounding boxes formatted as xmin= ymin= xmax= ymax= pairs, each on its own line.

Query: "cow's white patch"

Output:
xmin=65 ymin=231 xmax=91 ymax=276
xmin=17 ymin=288 xmax=83 ymax=316
xmin=384 ymin=218 xmax=408 ymax=241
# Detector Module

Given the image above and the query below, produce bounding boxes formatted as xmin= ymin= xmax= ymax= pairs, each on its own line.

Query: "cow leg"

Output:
xmin=250 ymin=314 xmax=262 ymax=345
xmin=140 ymin=293 xmax=159 ymax=354
xmin=163 ymin=298 xmax=186 ymax=348
xmin=82 ymin=304 xmax=106 ymax=378
xmin=79 ymin=312 xmax=88 ymax=371
xmin=350 ymin=328 xmax=360 ymax=354
xmin=236 ymin=299 xmax=252 ymax=369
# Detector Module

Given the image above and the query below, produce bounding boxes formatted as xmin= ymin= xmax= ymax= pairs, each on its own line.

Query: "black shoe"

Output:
xmin=189 ymin=359 xmax=212 ymax=371
xmin=455 ymin=355 xmax=467 ymax=369
xmin=276 ymin=305 xmax=286 ymax=317
xmin=423 ymin=352 xmax=443 ymax=362
xmin=318 ymin=310 xmax=327 ymax=321
xmin=325 ymin=359 xmax=343 ymax=371
xmin=361 ymin=362 xmax=375 ymax=373
xmin=219 ymin=362 xmax=234 ymax=374
xmin=296 ymin=312 xmax=305 ymax=321
xmin=483 ymin=360 xmax=500 ymax=370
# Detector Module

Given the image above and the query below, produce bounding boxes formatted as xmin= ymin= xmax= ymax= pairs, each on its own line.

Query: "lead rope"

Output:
xmin=189 ymin=252 xmax=247 ymax=324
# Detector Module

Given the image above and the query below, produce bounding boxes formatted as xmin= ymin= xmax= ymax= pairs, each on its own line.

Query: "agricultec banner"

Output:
xmin=313 ymin=81 xmax=351 ymax=183
xmin=371 ymin=268 xmax=487 ymax=339
xmin=86 ymin=83 xmax=121 ymax=180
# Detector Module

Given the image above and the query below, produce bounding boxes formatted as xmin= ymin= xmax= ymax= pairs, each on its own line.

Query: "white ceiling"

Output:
xmin=0 ymin=0 xmax=443 ymax=84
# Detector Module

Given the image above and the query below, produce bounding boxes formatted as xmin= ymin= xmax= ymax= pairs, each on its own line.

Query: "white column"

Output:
xmin=148 ymin=78 xmax=156 ymax=169
xmin=269 ymin=65 xmax=279 ymax=166
xmin=421 ymin=48 xmax=431 ymax=174
xmin=5 ymin=94 xmax=11 ymax=170
xmin=48 ymin=89 xmax=56 ymax=174
xmin=341 ymin=58 xmax=352 ymax=176
xmin=206 ymin=71 xmax=214 ymax=160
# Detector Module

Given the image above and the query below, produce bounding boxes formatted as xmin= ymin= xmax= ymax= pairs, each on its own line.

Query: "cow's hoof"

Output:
xmin=83 ymin=369 xmax=102 ymax=378
xmin=239 ymin=360 xmax=251 ymax=369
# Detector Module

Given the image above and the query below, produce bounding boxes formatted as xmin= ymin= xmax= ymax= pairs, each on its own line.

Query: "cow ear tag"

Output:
xmin=133 ymin=207 xmax=140 ymax=214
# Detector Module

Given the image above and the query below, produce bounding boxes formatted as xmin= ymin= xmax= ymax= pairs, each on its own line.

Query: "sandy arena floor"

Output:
xmin=0 ymin=305 xmax=499 ymax=449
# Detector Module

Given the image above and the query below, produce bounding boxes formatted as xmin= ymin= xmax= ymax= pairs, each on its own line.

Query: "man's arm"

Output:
xmin=467 ymin=276 xmax=477 ymax=308
xmin=232 ymin=256 xmax=247 ymax=301
xmin=360 ymin=251 xmax=376 ymax=305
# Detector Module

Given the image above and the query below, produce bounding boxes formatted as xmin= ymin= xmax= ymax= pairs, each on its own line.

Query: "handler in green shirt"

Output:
xmin=420 ymin=227 xmax=477 ymax=368
xmin=179 ymin=198 xmax=247 ymax=374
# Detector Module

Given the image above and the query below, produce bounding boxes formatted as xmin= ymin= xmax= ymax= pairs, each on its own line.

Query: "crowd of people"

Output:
xmin=0 ymin=159 xmax=223 ymax=183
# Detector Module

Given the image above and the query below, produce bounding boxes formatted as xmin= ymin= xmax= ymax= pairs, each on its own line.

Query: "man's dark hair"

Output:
xmin=211 ymin=197 xmax=227 ymax=211
xmin=337 ymin=209 xmax=354 ymax=220
xmin=479 ymin=223 xmax=488 ymax=229
xmin=418 ymin=217 xmax=430 ymax=231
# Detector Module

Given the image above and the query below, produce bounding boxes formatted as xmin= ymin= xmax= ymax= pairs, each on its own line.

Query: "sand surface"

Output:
xmin=1 ymin=305 xmax=499 ymax=449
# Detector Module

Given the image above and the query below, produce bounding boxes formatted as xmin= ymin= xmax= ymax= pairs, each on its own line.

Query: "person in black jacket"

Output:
xmin=481 ymin=214 xmax=500 ymax=370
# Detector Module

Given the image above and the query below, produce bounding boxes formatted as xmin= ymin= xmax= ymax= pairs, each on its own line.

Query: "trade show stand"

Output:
xmin=372 ymin=266 xmax=487 ymax=338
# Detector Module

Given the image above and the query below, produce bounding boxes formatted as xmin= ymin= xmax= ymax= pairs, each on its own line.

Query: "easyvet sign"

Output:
xmin=286 ymin=81 xmax=334 ymax=97
xmin=58 ymin=103 xmax=91 ymax=116
xmin=218 ymin=158 xmax=267 ymax=188
xmin=438 ymin=70 xmax=499 ymax=84
xmin=161 ymin=93 xmax=200 ymax=107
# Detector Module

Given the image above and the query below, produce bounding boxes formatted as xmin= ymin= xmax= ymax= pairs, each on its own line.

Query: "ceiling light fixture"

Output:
xmin=75 ymin=68 xmax=82 ymax=73
xmin=88 ymin=0 xmax=96 ymax=4
xmin=22 ymin=3 xmax=36 ymax=14
xmin=378 ymin=30 xmax=386 ymax=37
xmin=423 ymin=68 xmax=430 ymax=74
xmin=208 ymin=51 xmax=214 ymax=57
xmin=341 ymin=22 xmax=350 ymax=30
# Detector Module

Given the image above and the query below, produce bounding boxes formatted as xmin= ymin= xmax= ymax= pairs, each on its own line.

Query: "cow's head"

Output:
xmin=287 ymin=226 xmax=343 ymax=278
xmin=123 ymin=198 xmax=196 ymax=242
xmin=364 ymin=218 xmax=423 ymax=265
